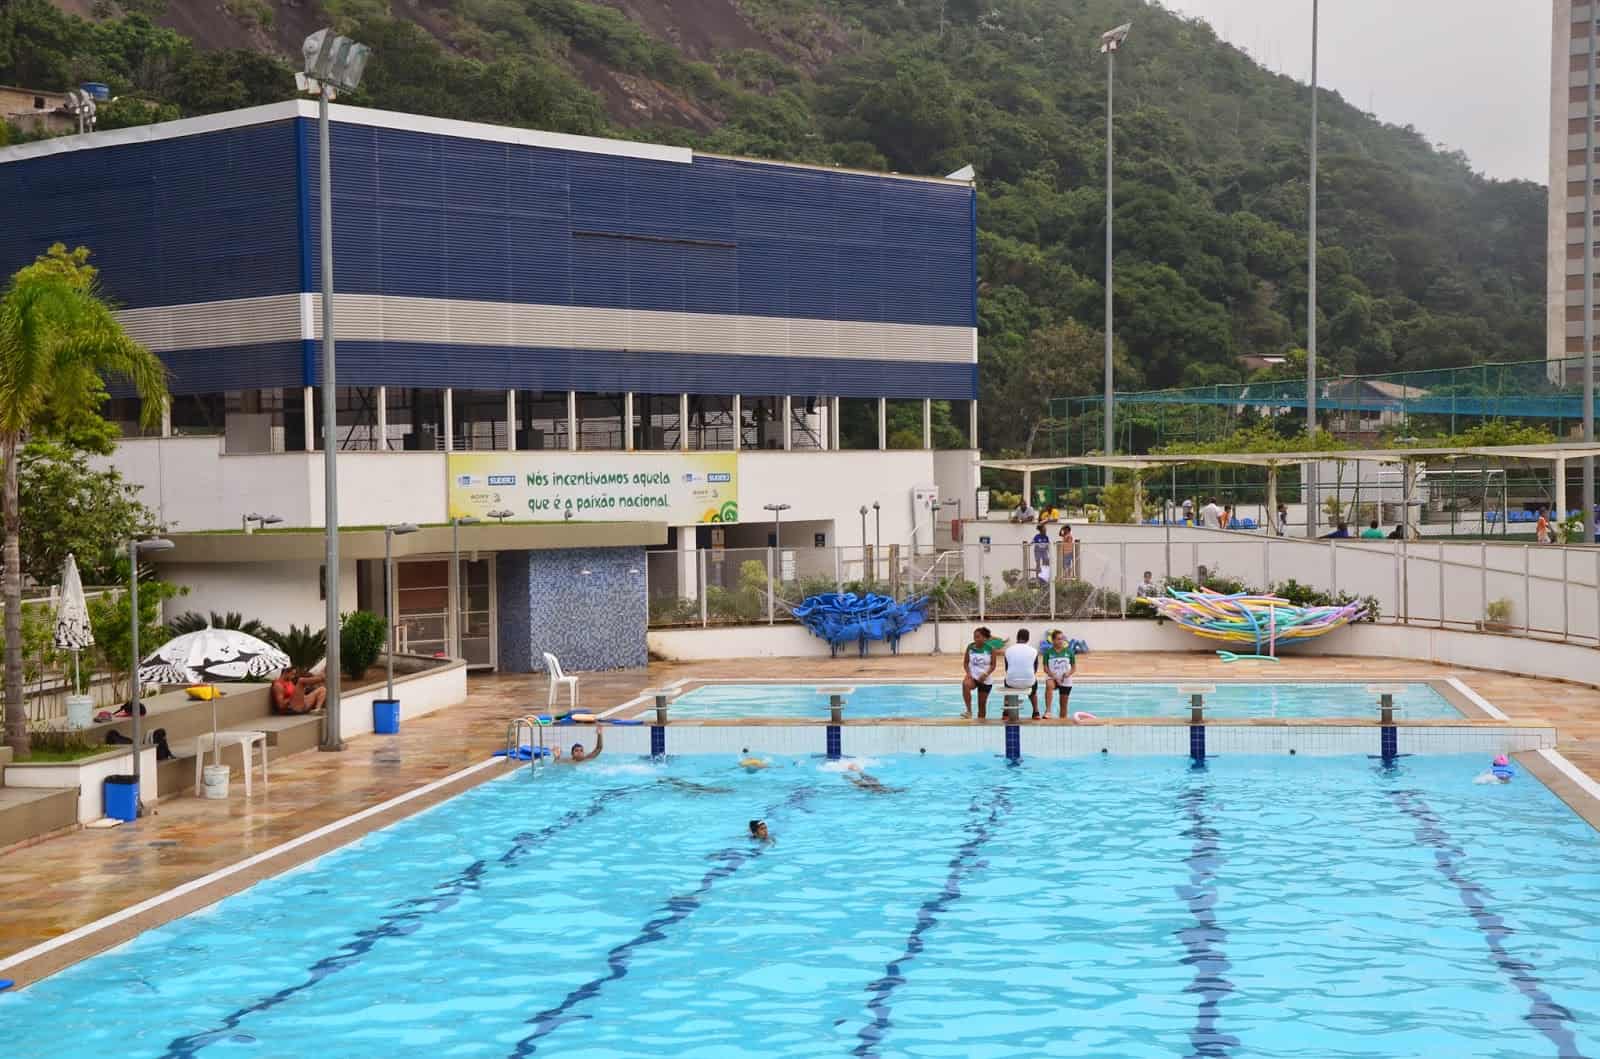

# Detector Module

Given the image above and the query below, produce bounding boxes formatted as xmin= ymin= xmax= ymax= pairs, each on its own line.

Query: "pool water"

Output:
xmin=5 ymin=754 xmax=1597 ymax=1058
xmin=667 ymin=681 xmax=1462 ymax=719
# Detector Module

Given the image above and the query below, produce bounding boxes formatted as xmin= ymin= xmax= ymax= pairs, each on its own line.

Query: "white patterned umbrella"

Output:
xmin=138 ymin=627 xmax=288 ymax=686
xmin=140 ymin=627 xmax=289 ymax=769
xmin=53 ymin=554 xmax=94 ymax=694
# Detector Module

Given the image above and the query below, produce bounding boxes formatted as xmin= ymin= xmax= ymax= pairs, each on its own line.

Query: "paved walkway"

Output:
xmin=1 ymin=652 xmax=1597 ymax=983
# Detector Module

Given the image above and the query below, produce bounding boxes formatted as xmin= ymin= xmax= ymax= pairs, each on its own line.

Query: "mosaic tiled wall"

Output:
xmin=496 ymin=547 xmax=648 ymax=673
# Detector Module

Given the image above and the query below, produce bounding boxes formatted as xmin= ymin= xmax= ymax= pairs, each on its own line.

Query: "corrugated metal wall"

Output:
xmin=1 ymin=113 xmax=976 ymax=399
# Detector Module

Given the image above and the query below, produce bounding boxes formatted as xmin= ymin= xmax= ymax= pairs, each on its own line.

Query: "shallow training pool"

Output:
xmin=666 ymin=681 xmax=1462 ymax=719
xmin=5 ymin=753 xmax=1596 ymax=1057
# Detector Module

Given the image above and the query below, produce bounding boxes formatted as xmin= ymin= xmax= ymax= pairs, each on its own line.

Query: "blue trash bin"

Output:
xmin=373 ymin=699 xmax=400 ymax=734
xmin=104 ymin=774 xmax=138 ymax=822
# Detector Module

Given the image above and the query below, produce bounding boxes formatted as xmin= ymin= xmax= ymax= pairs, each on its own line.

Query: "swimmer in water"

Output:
xmin=749 ymin=819 xmax=772 ymax=843
xmin=552 ymin=727 xmax=603 ymax=763
xmin=739 ymin=756 xmax=772 ymax=771
xmin=843 ymin=761 xmax=902 ymax=794
xmin=660 ymin=778 xmax=733 ymax=795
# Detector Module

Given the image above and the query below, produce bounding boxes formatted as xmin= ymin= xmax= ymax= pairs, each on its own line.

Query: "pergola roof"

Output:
xmin=981 ymin=442 xmax=1600 ymax=475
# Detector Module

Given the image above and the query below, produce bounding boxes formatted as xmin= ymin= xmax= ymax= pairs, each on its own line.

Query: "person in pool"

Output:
xmin=1039 ymin=629 xmax=1078 ymax=719
xmin=553 ymin=727 xmax=603 ymax=763
xmin=961 ymin=626 xmax=1000 ymax=719
xmin=749 ymin=819 xmax=772 ymax=843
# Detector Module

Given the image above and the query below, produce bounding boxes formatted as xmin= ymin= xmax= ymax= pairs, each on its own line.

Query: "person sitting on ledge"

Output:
xmin=1321 ymin=522 xmax=1350 ymax=539
xmin=270 ymin=667 xmax=326 ymax=715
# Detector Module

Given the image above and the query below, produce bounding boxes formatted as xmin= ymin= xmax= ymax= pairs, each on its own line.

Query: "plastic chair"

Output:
xmin=542 ymin=652 xmax=578 ymax=712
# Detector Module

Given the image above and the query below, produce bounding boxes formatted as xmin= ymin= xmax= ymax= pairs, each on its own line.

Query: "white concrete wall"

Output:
xmin=5 ymin=746 xmax=158 ymax=823
xmin=339 ymin=660 xmax=469 ymax=741
xmin=160 ymin=559 xmax=359 ymax=633
xmin=738 ymin=450 xmax=942 ymax=549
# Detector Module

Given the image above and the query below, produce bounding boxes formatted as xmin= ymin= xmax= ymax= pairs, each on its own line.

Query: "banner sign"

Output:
xmin=447 ymin=452 xmax=738 ymax=524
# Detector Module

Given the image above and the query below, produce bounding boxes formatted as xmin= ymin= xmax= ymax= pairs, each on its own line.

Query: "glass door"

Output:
xmin=396 ymin=559 xmax=449 ymax=659
xmin=457 ymin=557 xmax=495 ymax=668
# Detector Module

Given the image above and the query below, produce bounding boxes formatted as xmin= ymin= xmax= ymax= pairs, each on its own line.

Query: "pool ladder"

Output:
xmin=506 ymin=714 xmax=551 ymax=775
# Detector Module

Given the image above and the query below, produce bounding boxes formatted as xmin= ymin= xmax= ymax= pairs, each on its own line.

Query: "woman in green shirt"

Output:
xmin=1039 ymin=629 xmax=1077 ymax=719
xmin=961 ymin=626 xmax=1000 ymax=719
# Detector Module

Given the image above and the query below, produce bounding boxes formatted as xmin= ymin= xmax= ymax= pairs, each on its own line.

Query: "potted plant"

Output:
xmin=1481 ymin=598 xmax=1513 ymax=634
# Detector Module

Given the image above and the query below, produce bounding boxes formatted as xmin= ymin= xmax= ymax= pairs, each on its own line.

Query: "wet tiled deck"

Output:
xmin=1 ymin=651 xmax=1597 ymax=984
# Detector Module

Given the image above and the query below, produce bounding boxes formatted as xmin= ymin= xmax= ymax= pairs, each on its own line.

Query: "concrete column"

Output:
xmin=922 ymin=398 xmax=933 ymax=449
xmin=303 ymin=386 xmax=314 ymax=451
xmin=830 ymin=397 xmax=841 ymax=450
xmin=624 ymin=392 xmax=634 ymax=451
xmin=679 ymin=394 xmax=690 ymax=451
xmin=1556 ymin=456 xmax=1568 ymax=521
xmin=567 ymin=391 xmax=578 ymax=452
xmin=877 ymin=397 xmax=887 ymax=450
xmin=677 ymin=526 xmax=699 ymax=602
xmin=161 ymin=397 xmax=172 ymax=439
xmin=1023 ymin=469 xmax=1034 ymax=507
xmin=731 ymin=394 xmax=742 ymax=451
xmin=376 ymin=385 xmax=387 ymax=451
xmin=783 ymin=395 xmax=793 ymax=451
xmin=443 ymin=388 xmax=454 ymax=452
xmin=506 ymin=389 xmax=516 ymax=452
xmin=969 ymin=400 xmax=979 ymax=449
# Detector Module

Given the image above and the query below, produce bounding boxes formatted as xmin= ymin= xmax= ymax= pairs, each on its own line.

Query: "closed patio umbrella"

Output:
xmin=52 ymin=553 xmax=94 ymax=695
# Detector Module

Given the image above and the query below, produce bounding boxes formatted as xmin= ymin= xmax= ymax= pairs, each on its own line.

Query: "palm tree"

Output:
xmin=1 ymin=245 xmax=166 ymax=756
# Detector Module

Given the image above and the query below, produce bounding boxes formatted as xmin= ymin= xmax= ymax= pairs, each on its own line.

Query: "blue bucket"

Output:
xmin=373 ymin=699 xmax=400 ymax=734
xmin=104 ymin=774 xmax=138 ymax=822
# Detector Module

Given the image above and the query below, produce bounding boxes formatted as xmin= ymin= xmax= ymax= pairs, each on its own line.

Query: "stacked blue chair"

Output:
xmin=791 ymin=593 xmax=931 ymax=657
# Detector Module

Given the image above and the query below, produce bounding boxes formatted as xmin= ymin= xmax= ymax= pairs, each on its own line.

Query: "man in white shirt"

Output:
xmin=1002 ymin=628 xmax=1041 ymax=719
xmin=1200 ymin=496 xmax=1222 ymax=529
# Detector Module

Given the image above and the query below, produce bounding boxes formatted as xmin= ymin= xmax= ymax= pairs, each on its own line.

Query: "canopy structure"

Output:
xmin=982 ymin=442 xmax=1600 ymax=528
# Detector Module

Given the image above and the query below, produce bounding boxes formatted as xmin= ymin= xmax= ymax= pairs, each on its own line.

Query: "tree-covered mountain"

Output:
xmin=3 ymin=0 xmax=1545 ymax=454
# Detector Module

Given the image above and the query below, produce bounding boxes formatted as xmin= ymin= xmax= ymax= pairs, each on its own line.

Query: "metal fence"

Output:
xmin=645 ymin=537 xmax=1600 ymax=649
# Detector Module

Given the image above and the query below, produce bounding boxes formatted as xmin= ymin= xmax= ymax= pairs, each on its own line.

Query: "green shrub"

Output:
xmin=340 ymin=610 xmax=387 ymax=679
xmin=271 ymin=624 xmax=327 ymax=670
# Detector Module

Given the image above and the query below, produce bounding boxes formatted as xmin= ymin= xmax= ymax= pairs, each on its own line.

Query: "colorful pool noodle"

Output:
xmin=1140 ymin=588 xmax=1367 ymax=652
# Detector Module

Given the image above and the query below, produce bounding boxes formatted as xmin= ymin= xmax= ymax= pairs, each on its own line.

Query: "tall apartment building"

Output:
xmin=1555 ymin=0 xmax=1600 ymax=380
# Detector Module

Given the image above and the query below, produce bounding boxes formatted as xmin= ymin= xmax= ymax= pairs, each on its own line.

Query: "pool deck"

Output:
xmin=1 ymin=650 xmax=1598 ymax=987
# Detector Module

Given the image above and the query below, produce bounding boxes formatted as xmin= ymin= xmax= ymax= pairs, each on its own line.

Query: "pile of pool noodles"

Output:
xmin=791 ymin=592 xmax=929 ymax=656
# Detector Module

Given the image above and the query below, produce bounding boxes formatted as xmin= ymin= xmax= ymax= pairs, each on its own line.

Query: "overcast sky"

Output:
xmin=1159 ymin=0 xmax=1550 ymax=184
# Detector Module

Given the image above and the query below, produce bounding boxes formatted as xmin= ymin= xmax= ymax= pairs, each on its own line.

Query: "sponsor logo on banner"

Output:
xmin=445 ymin=452 xmax=740 ymax=524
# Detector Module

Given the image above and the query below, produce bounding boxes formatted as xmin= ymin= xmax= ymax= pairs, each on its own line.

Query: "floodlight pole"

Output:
xmin=1101 ymin=26 xmax=1126 ymax=487
xmin=1305 ymin=0 xmax=1320 ymax=539
xmin=318 ymin=79 xmax=344 ymax=751
xmin=1587 ymin=1 xmax=1597 ymax=542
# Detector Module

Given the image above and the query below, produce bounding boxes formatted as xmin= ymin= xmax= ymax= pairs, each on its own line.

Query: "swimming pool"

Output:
xmin=5 ymin=754 xmax=1596 ymax=1057
xmin=665 ymin=681 xmax=1462 ymax=719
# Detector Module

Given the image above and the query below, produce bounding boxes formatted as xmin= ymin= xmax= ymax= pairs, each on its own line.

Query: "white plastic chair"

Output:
xmin=543 ymin=652 xmax=578 ymax=713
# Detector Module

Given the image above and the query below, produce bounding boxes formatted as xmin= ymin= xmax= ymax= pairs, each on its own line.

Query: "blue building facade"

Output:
xmin=0 ymin=102 xmax=978 ymax=403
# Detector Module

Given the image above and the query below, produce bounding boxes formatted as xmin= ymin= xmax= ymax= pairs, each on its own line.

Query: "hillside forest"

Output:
xmin=0 ymin=0 xmax=1547 ymax=455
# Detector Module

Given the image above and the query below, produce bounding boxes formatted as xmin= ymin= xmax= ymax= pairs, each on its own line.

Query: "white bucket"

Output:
xmin=202 ymin=764 xmax=231 ymax=800
xmin=65 ymin=694 xmax=95 ymax=729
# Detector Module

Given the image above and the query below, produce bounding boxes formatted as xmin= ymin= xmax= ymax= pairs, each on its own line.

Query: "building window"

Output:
xmin=452 ymin=389 xmax=509 ymax=451
xmin=738 ymin=395 xmax=784 ymax=450
xmin=224 ymin=388 xmax=301 ymax=453
xmin=312 ymin=386 xmax=382 ymax=451
xmin=170 ymin=393 xmax=225 ymax=436
xmin=103 ymin=396 xmax=157 ymax=438
xmin=388 ymin=388 xmax=446 ymax=451
xmin=577 ymin=393 xmax=628 ymax=451
xmin=838 ymin=398 xmax=879 ymax=449
xmin=687 ymin=396 xmax=735 ymax=450
xmin=937 ymin=400 xmax=973 ymax=450
xmin=515 ymin=391 xmax=569 ymax=450
xmin=789 ymin=397 xmax=824 ymax=450
xmin=634 ymin=394 xmax=682 ymax=450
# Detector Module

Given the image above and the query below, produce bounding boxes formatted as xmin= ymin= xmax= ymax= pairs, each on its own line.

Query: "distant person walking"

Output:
xmin=1536 ymin=508 xmax=1552 ymax=545
xmin=1200 ymin=497 xmax=1222 ymax=529
xmin=1182 ymin=498 xmax=1194 ymax=525
xmin=1275 ymin=503 xmax=1289 ymax=537
xmin=1057 ymin=523 xmax=1075 ymax=578
xmin=1032 ymin=524 xmax=1052 ymax=583
xmin=1220 ymin=504 xmax=1233 ymax=530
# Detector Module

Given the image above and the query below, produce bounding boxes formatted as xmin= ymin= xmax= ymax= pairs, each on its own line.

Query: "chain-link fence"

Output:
xmin=646 ymin=536 xmax=1600 ymax=648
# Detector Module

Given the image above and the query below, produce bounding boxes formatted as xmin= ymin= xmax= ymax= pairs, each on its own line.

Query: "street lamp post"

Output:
xmin=450 ymin=516 xmax=479 ymax=661
xmin=762 ymin=503 xmax=791 ymax=553
xmin=127 ymin=536 xmax=173 ymax=816
xmin=300 ymin=28 xmax=371 ymax=753
xmin=383 ymin=523 xmax=419 ymax=699
xmin=872 ymin=500 xmax=882 ymax=583
xmin=859 ymin=505 xmax=869 ymax=585
xmin=1305 ymin=0 xmax=1320 ymax=538
xmin=1100 ymin=22 xmax=1131 ymax=486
